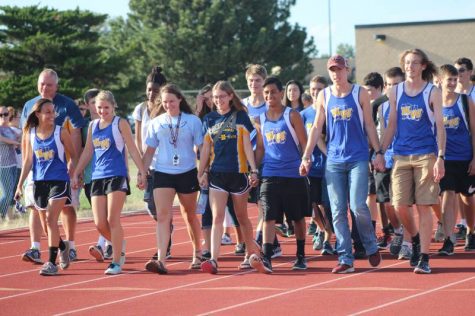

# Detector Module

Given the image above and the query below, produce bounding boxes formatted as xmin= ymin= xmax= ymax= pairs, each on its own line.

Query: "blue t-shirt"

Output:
xmin=242 ymin=97 xmax=267 ymax=148
xmin=202 ymin=110 xmax=254 ymax=173
xmin=300 ymin=106 xmax=325 ymax=177
xmin=324 ymin=85 xmax=368 ymax=163
xmin=21 ymin=94 xmax=85 ymax=130
xmin=146 ymin=112 xmax=203 ymax=174
xmin=443 ymin=95 xmax=472 ymax=161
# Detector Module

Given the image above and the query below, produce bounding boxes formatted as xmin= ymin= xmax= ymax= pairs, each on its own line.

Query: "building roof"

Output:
xmin=355 ymin=18 xmax=475 ymax=29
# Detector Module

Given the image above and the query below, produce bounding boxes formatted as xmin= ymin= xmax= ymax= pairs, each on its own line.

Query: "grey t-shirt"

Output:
xmin=0 ymin=126 xmax=18 ymax=167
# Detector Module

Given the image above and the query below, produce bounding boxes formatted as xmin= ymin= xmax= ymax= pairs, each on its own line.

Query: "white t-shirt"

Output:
xmin=132 ymin=102 xmax=158 ymax=168
xmin=146 ymin=112 xmax=203 ymax=174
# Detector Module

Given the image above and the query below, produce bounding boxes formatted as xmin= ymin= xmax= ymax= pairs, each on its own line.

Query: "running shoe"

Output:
xmin=221 ymin=233 xmax=233 ymax=245
xmin=59 ymin=241 xmax=70 ymax=270
xmin=410 ymin=243 xmax=421 ymax=267
xmin=238 ymin=256 xmax=251 ymax=270
xmin=307 ymin=222 xmax=317 ymax=236
xmin=313 ymin=231 xmax=324 ymax=250
xmin=275 ymin=224 xmax=288 ymax=237
xmin=22 ymin=248 xmax=43 ymax=264
xmin=152 ymin=251 xmax=158 ymax=260
xmin=89 ymin=245 xmax=104 ymax=262
xmin=104 ymin=263 xmax=122 ymax=275
xmin=377 ymin=234 xmax=392 ymax=249
xmin=292 ymin=256 xmax=307 ymax=270
xmin=398 ymin=244 xmax=412 ymax=260
xmin=389 ymin=233 xmax=403 ymax=256
xmin=368 ymin=250 xmax=382 ymax=267
xmin=201 ymin=259 xmax=218 ymax=274
xmin=271 ymin=244 xmax=282 ymax=258
xmin=465 ymin=233 xmax=475 ymax=251
xmin=104 ymin=244 xmax=113 ymax=260
xmin=235 ymin=243 xmax=246 ymax=255
xmin=39 ymin=262 xmax=58 ymax=276
xmin=69 ymin=248 xmax=77 ymax=262
xmin=321 ymin=241 xmax=336 ymax=255
xmin=438 ymin=237 xmax=454 ymax=256
xmin=119 ymin=240 xmax=126 ymax=266
xmin=332 ymin=263 xmax=354 ymax=274
xmin=249 ymin=254 xmax=272 ymax=274
xmin=414 ymin=260 xmax=431 ymax=274
xmin=455 ymin=224 xmax=467 ymax=240
xmin=434 ymin=221 xmax=445 ymax=242
xmin=286 ymin=228 xmax=295 ymax=238
xmin=145 ymin=260 xmax=168 ymax=274
xmin=201 ymin=250 xmax=211 ymax=260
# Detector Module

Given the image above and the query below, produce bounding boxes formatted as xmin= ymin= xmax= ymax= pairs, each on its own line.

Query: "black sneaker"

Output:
xmin=414 ymin=260 xmax=431 ymax=274
xmin=307 ymin=222 xmax=317 ymax=236
xmin=455 ymin=225 xmax=467 ymax=240
xmin=275 ymin=224 xmax=288 ymax=237
xmin=438 ymin=237 xmax=454 ymax=256
xmin=465 ymin=233 xmax=475 ymax=251
xmin=201 ymin=250 xmax=211 ymax=260
xmin=377 ymin=234 xmax=392 ymax=249
xmin=286 ymin=228 xmax=295 ymax=238
xmin=353 ymin=247 xmax=366 ymax=259
xmin=321 ymin=241 xmax=336 ymax=255
xmin=389 ymin=233 xmax=403 ymax=256
xmin=292 ymin=256 xmax=307 ymax=270
xmin=410 ymin=243 xmax=421 ymax=267
xmin=152 ymin=251 xmax=158 ymax=260
xmin=234 ymin=243 xmax=246 ymax=255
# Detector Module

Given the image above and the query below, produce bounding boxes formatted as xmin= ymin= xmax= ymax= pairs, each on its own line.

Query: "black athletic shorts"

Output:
xmin=153 ymin=168 xmax=199 ymax=194
xmin=144 ymin=174 xmax=157 ymax=219
xmin=260 ymin=176 xmax=311 ymax=222
xmin=440 ymin=160 xmax=475 ymax=196
xmin=308 ymin=176 xmax=326 ymax=205
xmin=374 ymin=169 xmax=391 ymax=203
xmin=91 ymin=176 xmax=131 ymax=196
xmin=33 ymin=180 xmax=71 ymax=210
xmin=209 ymin=172 xmax=250 ymax=195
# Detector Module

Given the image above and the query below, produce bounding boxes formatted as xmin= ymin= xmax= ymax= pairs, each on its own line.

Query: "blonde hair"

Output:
xmin=96 ymin=90 xmax=117 ymax=108
xmin=245 ymin=64 xmax=267 ymax=80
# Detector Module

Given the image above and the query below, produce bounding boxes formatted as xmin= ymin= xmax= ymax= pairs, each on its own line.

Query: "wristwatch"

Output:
xmin=438 ymin=155 xmax=445 ymax=160
xmin=375 ymin=149 xmax=384 ymax=156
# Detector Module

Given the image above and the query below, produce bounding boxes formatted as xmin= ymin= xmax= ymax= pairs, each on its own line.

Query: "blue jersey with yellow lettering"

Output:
xmin=30 ymin=126 xmax=69 ymax=181
xmin=202 ymin=110 xmax=254 ymax=173
xmin=324 ymin=85 xmax=368 ymax=163
xmin=91 ymin=116 xmax=127 ymax=180
xmin=393 ymin=82 xmax=437 ymax=156
xmin=300 ymin=106 xmax=325 ymax=177
xmin=243 ymin=97 xmax=267 ymax=149
xmin=443 ymin=95 xmax=472 ymax=161
xmin=260 ymin=107 xmax=302 ymax=178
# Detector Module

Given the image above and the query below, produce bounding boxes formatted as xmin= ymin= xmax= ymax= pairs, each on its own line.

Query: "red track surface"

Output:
xmin=1 ymin=204 xmax=474 ymax=315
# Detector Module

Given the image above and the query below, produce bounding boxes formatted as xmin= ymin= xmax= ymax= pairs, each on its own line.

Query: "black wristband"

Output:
xmin=376 ymin=149 xmax=384 ymax=156
xmin=438 ymin=155 xmax=445 ymax=160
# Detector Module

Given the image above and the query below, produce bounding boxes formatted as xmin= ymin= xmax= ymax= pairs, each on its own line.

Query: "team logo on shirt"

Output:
xmin=35 ymin=148 xmax=55 ymax=161
xmin=330 ymin=106 xmax=352 ymax=121
xmin=93 ymin=137 xmax=111 ymax=150
xmin=401 ymin=104 xmax=423 ymax=121
xmin=443 ymin=111 xmax=460 ymax=129
xmin=265 ymin=129 xmax=287 ymax=144
xmin=305 ymin=122 xmax=313 ymax=132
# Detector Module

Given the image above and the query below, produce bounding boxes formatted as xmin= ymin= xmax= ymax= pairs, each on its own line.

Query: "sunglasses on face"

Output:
xmin=0 ymin=112 xmax=9 ymax=118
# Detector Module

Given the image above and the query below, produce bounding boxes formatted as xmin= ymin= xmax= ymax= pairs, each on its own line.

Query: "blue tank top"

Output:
xmin=243 ymin=97 xmax=267 ymax=148
xmin=393 ymin=82 xmax=437 ymax=156
xmin=260 ymin=107 xmax=302 ymax=178
xmin=443 ymin=95 xmax=472 ymax=161
xmin=300 ymin=106 xmax=325 ymax=177
xmin=382 ymin=101 xmax=395 ymax=169
xmin=30 ymin=126 xmax=69 ymax=181
xmin=324 ymin=84 xmax=368 ymax=163
xmin=91 ymin=116 xmax=128 ymax=180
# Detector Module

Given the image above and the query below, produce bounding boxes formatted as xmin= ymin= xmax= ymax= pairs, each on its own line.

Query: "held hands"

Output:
xmin=198 ymin=172 xmax=209 ymax=189
xmin=299 ymin=160 xmax=310 ymax=176
xmin=71 ymin=173 xmax=82 ymax=190
xmin=433 ymin=157 xmax=445 ymax=183
xmin=248 ymin=172 xmax=259 ymax=187
xmin=136 ymin=171 xmax=146 ymax=190
xmin=372 ymin=154 xmax=386 ymax=172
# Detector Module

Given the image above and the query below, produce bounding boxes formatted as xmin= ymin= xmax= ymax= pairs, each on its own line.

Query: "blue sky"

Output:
xmin=4 ymin=0 xmax=475 ymax=56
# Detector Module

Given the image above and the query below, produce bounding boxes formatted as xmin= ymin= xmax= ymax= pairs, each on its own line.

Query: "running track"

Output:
xmin=1 ymin=204 xmax=474 ymax=315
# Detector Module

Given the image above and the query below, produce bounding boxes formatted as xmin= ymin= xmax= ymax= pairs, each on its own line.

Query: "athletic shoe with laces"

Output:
xmin=275 ymin=224 xmax=288 ymax=237
xmin=434 ymin=221 xmax=445 ymax=242
xmin=455 ymin=224 xmax=467 ymax=240
xmin=332 ymin=263 xmax=354 ymax=274
xmin=377 ymin=234 xmax=392 ymax=249
xmin=238 ymin=256 xmax=251 ymax=270
xmin=234 ymin=243 xmax=246 ymax=255
xmin=410 ymin=243 xmax=421 ymax=267
xmin=368 ymin=250 xmax=382 ymax=267
xmin=313 ymin=231 xmax=324 ymax=250
xmin=89 ymin=245 xmax=104 ymax=262
xmin=286 ymin=228 xmax=295 ymax=238
xmin=104 ymin=244 xmax=113 ymax=260
xmin=152 ymin=251 xmax=158 ymax=260
xmin=271 ymin=244 xmax=282 ymax=258
xmin=201 ymin=259 xmax=218 ymax=274
xmin=321 ymin=241 xmax=336 ymax=255
xmin=307 ymin=222 xmax=317 ymax=236
xmin=22 ymin=248 xmax=43 ymax=264
xmin=221 ymin=233 xmax=233 ymax=245
xmin=145 ymin=260 xmax=168 ymax=274
xmin=438 ymin=237 xmax=454 ymax=256
xmin=292 ymin=256 xmax=307 ymax=270
xmin=69 ymin=248 xmax=77 ymax=261
xmin=398 ymin=244 xmax=412 ymax=260
xmin=465 ymin=233 xmax=475 ymax=251
xmin=249 ymin=254 xmax=272 ymax=274
xmin=59 ymin=241 xmax=71 ymax=270
xmin=119 ymin=240 xmax=126 ymax=266
xmin=414 ymin=260 xmax=431 ymax=274
xmin=201 ymin=250 xmax=211 ymax=260
xmin=389 ymin=233 xmax=403 ymax=256
xmin=39 ymin=262 xmax=58 ymax=276
xmin=104 ymin=263 xmax=122 ymax=275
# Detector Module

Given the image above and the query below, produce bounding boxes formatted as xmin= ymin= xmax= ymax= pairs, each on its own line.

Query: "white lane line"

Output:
xmin=349 ymin=275 xmax=475 ymax=315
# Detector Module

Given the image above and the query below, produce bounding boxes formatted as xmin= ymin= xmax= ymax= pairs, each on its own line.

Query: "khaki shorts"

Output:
xmin=391 ymin=154 xmax=439 ymax=206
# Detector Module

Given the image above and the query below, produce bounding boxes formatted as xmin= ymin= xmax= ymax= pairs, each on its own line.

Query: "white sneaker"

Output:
xmin=221 ymin=233 xmax=233 ymax=245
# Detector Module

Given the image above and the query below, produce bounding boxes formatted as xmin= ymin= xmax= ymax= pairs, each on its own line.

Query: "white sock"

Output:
xmin=97 ymin=235 xmax=106 ymax=249
xmin=68 ymin=241 xmax=75 ymax=249
xmin=32 ymin=241 xmax=41 ymax=250
xmin=460 ymin=219 xmax=467 ymax=227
